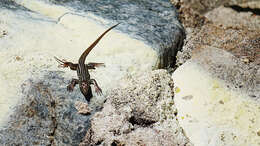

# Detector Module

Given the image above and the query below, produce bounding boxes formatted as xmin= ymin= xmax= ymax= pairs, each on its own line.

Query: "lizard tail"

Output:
xmin=78 ymin=23 xmax=120 ymax=64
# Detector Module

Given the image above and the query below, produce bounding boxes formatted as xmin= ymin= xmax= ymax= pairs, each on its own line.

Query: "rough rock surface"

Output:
xmin=80 ymin=70 xmax=192 ymax=146
xmin=0 ymin=0 xmax=186 ymax=144
xmin=172 ymin=47 xmax=260 ymax=146
xmin=75 ymin=101 xmax=92 ymax=115
xmin=177 ymin=23 xmax=260 ymax=66
xmin=205 ymin=6 xmax=260 ymax=31
xmin=171 ymin=1 xmax=260 ymax=146
xmin=0 ymin=71 xmax=97 ymax=146
xmin=171 ymin=0 xmax=258 ymax=14
xmin=0 ymin=0 xmax=29 ymax=10
xmin=193 ymin=47 xmax=259 ymax=98
xmin=175 ymin=1 xmax=260 ymax=66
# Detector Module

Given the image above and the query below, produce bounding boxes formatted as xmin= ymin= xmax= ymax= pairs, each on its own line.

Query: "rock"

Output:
xmin=30 ymin=0 xmax=185 ymax=68
xmin=0 ymin=1 xmax=157 ymax=127
xmin=194 ymin=47 xmax=258 ymax=95
xmin=172 ymin=47 xmax=260 ymax=146
xmin=0 ymin=0 xmax=185 ymax=145
xmin=75 ymin=101 xmax=92 ymax=115
xmin=238 ymin=1 xmax=260 ymax=9
xmin=0 ymin=0 xmax=30 ymax=10
xmin=176 ymin=3 xmax=260 ymax=66
xmin=80 ymin=70 xmax=192 ymax=146
xmin=0 ymin=71 xmax=93 ymax=145
xmin=171 ymin=1 xmax=260 ymax=146
xmin=171 ymin=0 xmax=257 ymax=14
xmin=177 ymin=23 xmax=260 ymax=66
xmin=205 ymin=6 xmax=260 ymax=31
xmin=172 ymin=1 xmax=260 ymax=66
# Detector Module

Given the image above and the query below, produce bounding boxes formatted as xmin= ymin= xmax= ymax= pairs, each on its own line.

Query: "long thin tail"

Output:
xmin=78 ymin=23 xmax=120 ymax=64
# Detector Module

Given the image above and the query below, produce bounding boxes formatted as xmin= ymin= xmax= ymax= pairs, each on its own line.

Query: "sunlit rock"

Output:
xmin=172 ymin=47 xmax=260 ymax=146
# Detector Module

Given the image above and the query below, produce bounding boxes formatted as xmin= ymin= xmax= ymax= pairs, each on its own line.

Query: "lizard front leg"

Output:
xmin=67 ymin=78 xmax=79 ymax=92
xmin=90 ymin=79 xmax=102 ymax=95
xmin=54 ymin=56 xmax=78 ymax=70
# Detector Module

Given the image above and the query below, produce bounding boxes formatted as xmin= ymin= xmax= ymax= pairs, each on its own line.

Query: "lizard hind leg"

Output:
xmin=67 ymin=78 xmax=79 ymax=92
xmin=90 ymin=79 xmax=102 ymax=95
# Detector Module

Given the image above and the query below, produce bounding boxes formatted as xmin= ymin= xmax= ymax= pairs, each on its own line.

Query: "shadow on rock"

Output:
xmin=0 ymin=71 xmax=99 ymax=146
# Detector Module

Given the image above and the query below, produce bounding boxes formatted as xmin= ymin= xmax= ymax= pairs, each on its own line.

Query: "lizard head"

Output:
xmin=81 ymin=82 xmax=89 ymax=93
xmin=80 ymin=82 xmax=92 ymax=102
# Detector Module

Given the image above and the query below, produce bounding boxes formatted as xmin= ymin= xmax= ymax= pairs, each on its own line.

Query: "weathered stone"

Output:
xmin=80 ymin=70 xmax=192 ymax=146
xmin=171 ymin=1 xmax=260 ymax=146
xmin=177 ymin=23 xmax=260 ymax=65
xmin=0 ymin=0 xmax=30 ymax=10
xmin=194 ymin=47 xmax=259 ymax=96
xmin=174 ymin=0 xmax=260 ymax=66
xmin=0 ymin=0 xmax=186 ymax=145
xmin=176 ymin=3 xmax=260 ymax=66
xmin=172 ymin=47 xmax=260 ymax=146
xmin=205 ymin=6 xmax=260 ymax=31
xmin=0 ymin=0 xmax=156 ymax=127
xmin=40 ymin=0 xmax=185 ymax=68
xmin=171 ymin=0 xmax=258 ymax=14
xmin=75 ymin=101 xmax=92 ymax=115
xmin=238 ymin=1 xmax=260 ymax=9
xmin=0 ymin=71 xmax=92 ymax=146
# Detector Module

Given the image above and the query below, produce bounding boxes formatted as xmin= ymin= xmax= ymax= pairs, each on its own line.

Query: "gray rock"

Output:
xmin=43 ymin=0 xmax=185 ymax=68
xmin=0 ymin=0 xmax=31 ymax=11
xmin=0 ymin=71 xmax=96 ymax=146
xmin=80 ymin=70 xmax=192 ymax=146
xmin=0 ymin=0 xmax=187 ymax=145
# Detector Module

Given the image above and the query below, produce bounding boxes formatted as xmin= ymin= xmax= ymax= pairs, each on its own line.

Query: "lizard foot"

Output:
xmin=67 ymin=79 xmax=79 ymax=92
xmin=54 ymin=56 xmax=70 ymax=68
xmin=95 ymin=86 xmax=102 ymax=96
xmin=67 ymin=84 xmax=74 ymax=92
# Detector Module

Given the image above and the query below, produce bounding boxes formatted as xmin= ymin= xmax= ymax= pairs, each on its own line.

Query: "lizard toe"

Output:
xmin=67 ymin=85 xmax=74 ymax=92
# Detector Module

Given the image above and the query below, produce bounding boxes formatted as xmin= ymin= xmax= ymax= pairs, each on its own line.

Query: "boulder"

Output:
xmin=80 ymin=70 xmax=192 ymax=146
xmin=172 ymin=47 xmax=260 ymax=146
xmin=0 ymin=71 xmax=93 ymax=145
xmin=0 ymin=0 xmax=185 ymax=145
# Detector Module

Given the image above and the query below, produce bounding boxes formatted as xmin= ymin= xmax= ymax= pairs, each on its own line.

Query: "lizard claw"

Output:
xmin=54 ymin=56 xmax=68 ymax=68
xmin=95 ymin=86 xmax=102 ymax=96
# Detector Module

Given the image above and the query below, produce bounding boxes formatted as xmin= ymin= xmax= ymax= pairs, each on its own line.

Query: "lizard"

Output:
xmin=55 ymin=23 xmax=120 ymax=102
